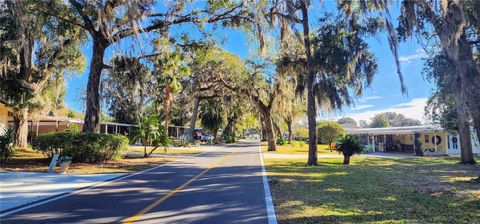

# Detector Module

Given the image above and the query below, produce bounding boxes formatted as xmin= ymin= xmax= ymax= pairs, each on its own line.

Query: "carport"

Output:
xmin=345 ymin=126 xmax=446 ymax=156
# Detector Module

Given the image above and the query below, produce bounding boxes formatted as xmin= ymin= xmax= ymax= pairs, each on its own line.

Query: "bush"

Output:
xmin=176 ymin=135 xmax=193 ymax=147
xmin=0 ymin=128 xmax=15 ymax=164
xmin=317 ymin=122 xmax=344 ymax=150
xmin=335 ymin=135 xmax=364 ymax=165
xmin=130 ymin=115 xmax=170 ymax=157
xmin=33 ymin=132 xmax=128 ymax=163
xmin=223 ymin=134 xmax=235 ymax=143
xmin=32 ymin=132 xmax=74 ymax=157
xmin=64 ymin=123 xmax=80 ymax=133
xmin=276 ymin=138 xmax=287 ymax=145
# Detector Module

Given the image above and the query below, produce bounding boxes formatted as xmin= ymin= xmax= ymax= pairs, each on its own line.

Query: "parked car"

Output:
xmin=251 ymin=134 xmax=260 ymax=140
xmin=201 ymin=134 xmax=214 ymax=142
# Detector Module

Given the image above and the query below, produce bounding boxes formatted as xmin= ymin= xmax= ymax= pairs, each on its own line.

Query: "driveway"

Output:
xmin=0 ymin=140 xmax=276 ymax=224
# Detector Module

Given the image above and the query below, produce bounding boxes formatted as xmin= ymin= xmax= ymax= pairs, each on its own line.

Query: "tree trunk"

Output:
xmin=144 ymin=145 xmax=147 ymax=158
xmin=224 ymin=114 xmax=236 ymax=142
xmin=300 ymin=1 xmax=318 ymax=166
xmin=454 ymin=36 xmax=480 ymax=149
xmin=189 ymin=96 xmax=200 ymax=142
xmin=434 ymin=7 xmax=477 ymax=163
xmin=343 ymin=154 xmax=351 ymax=165
xmin=83 ymin=40 xmax=106 ymax=133
xmin=213 ymin=129 xmax=218 ymax=143
xmin=263 ymin=111 xmax=277 ymax=151
xmin=287 ymin=118 xmax=293 ymax=143
xmin=12 ymin=107 xmax=28 ymax=148
xmin=261 ymin=121 xmax=267 ymax=141
xmin=453 ymin=91 xmax=476 ymax=164
xmin=52 ymin=74 xmax=63 ymax=116
xmin=273 ymin=120 xmax=283 ymax=140
xmin=164 ymin=84 xmax=172 ymax=136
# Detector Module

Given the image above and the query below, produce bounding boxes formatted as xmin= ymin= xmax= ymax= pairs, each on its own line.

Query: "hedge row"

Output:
xmin=32 ymin=132 xmax=128 ymax=163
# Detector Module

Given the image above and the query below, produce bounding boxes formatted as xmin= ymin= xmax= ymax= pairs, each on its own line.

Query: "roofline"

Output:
xmin=8 ymin=114 xmax=190 ymax=129
xmin=9 ymin=115 xmax=139 ymax=127
xmin=345 ymin=125 xmax=444 ymax=135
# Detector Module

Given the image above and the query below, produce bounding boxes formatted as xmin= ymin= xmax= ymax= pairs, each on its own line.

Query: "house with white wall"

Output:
xmin=345 ymin=125 xmax=480 ymax=156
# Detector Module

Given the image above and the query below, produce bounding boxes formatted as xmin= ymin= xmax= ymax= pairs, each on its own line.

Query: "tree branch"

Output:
xmin=103 ymin=63 xmax=113 ymax=70
xmin=112 ymin=1 xmax=248 ymax=41
xmin=37 ymin=9 xmax=87 ymax=30
xmin=68 ymin=0 xmax=96 ymax=34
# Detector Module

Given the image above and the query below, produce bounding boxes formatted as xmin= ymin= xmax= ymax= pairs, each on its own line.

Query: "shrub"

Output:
xmin=0 ymin=128 xmax=15 ymax=164
xmin=176 ymin=135 xmax=192 ymax=147
xmin=317 ymin=122 xmax=344 ymax=150
xmin=32 ymin=132 xmax=74 ymax=157
xmin=276 ymin=138 xmax=287 ymax=145
xmin=64 ymin=123 xmax=80 ymax=133
xmin=223 ymin=134 xmax=235 ymax=143
xmin=33 ymin=132 xmax=128 ymax=163
xmin=335 ymin=135 xmax=364 ymax=165
xmin=130 ymin=115 xmax=170 ymax=157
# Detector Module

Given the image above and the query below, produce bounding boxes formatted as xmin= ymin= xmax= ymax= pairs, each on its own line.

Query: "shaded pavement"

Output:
xmin=0 ymin=140 xmax=273 ymax=224
xmin=0 ymin=172 xmax=122 ymax=212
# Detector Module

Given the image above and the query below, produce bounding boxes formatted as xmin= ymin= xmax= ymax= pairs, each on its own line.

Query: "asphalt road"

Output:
xmin=0 ymin=140 xmax=273 ymax=224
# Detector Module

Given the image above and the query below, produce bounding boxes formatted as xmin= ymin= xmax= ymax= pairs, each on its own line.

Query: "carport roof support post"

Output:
xmin=414 ymin=132 xmax=423 ymax=156
xmin=372 ymin=135 xmax=375 ymax=153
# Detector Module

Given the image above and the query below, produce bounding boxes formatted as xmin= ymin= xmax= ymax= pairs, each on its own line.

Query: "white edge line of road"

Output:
xmin=0 ymin=151 xmax=211 ymax=218
xmin=258 ymin=142 xmax=278 ymax=224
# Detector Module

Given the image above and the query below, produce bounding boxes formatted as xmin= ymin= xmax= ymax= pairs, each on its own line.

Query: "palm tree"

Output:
xmin=152 ymin=40 xmax=190 ymax=135
xmin=335 ymin=135 xmax=364 ymax=165
xmin=199 ymin=99 xmax=225 ymax=142
xmin=131 ymin=116 xmax=169 ymax=157
xmin=272 ymin=7 xmax=378 ymax=165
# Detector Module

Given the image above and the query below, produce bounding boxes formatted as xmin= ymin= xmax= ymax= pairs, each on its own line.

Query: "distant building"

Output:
xmin=0 ymin=103 xmax=191 ymax=142
xmin=0 ymin=103 xmax=137 ymax=143
xmin=345 ymin=125 xmax=480 ymax=156
xmin=0 ymin=103 xmax=10 ymax=130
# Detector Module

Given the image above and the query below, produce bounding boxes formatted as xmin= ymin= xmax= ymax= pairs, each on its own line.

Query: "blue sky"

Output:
xmin=64 ymin=2 xmax=433 ymax=124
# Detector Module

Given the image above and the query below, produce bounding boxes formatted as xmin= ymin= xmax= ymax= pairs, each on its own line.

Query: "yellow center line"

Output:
xmin=122 ymin=152 xmax=232 ymax=224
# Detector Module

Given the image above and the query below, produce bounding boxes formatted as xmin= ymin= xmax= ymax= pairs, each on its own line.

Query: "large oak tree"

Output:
xmin=41 ymin=0 xmax=254 ymax=132
xmin=0 ymin=0 xmax=84 ymax=147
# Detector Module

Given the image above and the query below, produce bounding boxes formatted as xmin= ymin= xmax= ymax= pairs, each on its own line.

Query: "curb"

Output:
xmin=258 ymin=143 xmax=278 ymax=224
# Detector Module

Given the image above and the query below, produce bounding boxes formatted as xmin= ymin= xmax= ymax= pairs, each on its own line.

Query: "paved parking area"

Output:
xmin=0 ymin=171 xmax=123 ymax=212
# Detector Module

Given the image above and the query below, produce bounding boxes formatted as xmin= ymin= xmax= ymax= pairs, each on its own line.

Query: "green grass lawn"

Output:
xmin=265 ymin=156 xmax=480 ymax=224
xmin=261 ymin=141 xmax=335 ymax=154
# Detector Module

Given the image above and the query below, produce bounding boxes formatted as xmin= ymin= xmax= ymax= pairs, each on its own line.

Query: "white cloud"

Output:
xmin=352 ymin=104 xmax=374 ymax=110
xmin=399 ymin=48 xmax=426 ymax=63
xmin=357 ymin=96 xmax=383 ymax=103
xmin=346 ymin=98 xmax=428 ymax=122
